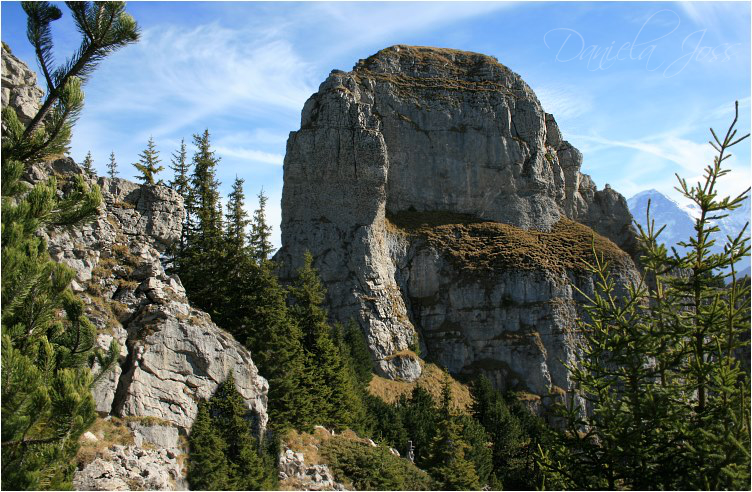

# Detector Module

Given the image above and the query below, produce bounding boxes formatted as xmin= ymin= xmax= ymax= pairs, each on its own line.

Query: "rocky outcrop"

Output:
xmin=1 ymin=43 xmax=44 ymax=127
xmin=31 ymin=159 xmax=269 ymax=433
xmin=23 ymin=158 xmax=269 ymax=489
xmin=276 ymin=45 xmax=639 ymax=396
xmin=278 ymin=448 xmax=346 ymax=491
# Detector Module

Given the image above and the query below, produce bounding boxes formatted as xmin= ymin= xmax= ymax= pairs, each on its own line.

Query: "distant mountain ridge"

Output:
xmin=628 ymin=189 xmax=751 ymax=276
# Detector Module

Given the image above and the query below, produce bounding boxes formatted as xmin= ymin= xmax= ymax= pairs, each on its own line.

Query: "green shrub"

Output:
xmin=322 ymin=437 xmax=434 ymax=491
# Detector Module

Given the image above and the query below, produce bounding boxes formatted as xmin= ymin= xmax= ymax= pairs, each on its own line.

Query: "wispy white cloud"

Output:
xmin=533 ymin=82 xmax=594 ymax=120
xmin=214 ymin=146 xmax=284 ymax=166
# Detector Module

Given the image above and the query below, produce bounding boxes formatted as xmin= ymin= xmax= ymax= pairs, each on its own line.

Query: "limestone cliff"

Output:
xmin=3 ymin=46 xmax=268 ymax=490
xmin=276 ymin=45 xmax=639 ymax=399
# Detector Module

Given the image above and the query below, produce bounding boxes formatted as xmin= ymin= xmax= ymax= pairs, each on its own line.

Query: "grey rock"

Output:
xmin=1 ymin=44 xmax=43 ymax=127
xmin=73 ymin=445 xmax=184 ymax=491
xmin=276 ymin=45 xmax=639 ymax=394
xmin=24 ymin=157 xmax=269 ymax=433
xmin=278 ymin=447 xmax=345 ymax=491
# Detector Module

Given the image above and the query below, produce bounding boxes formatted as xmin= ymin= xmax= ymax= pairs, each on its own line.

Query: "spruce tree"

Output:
xmin=189 ymin=376 xmax=276 ymax=490
xmin=225 ymin=176 xmax=250 ymax=256
xmin=208 ymin=375 xmax=276 ymax=490
xmin=400 ymin=385 xmax=439 ymax=467
xmin=82 ymin=150 xmax=94 ymax=174
xmin=169 ymin=139 xmax=191 ymax=251
xmin=1 ymin=2 xmax=137 ymax=489
xmin=187 ymin=402 xmax=231 ymax=490
xmin=133 ymin=136 xmax=163 ymax=185
xmin=107 ymin=151 xmax=118 ymax=179
xmin=176 ymin=129 xmax=224 ymax=318
xmin=289 ymin=252 xmax=360 ymax=428
xmin=543 ymin=102 xmax=751 ymax=490
xmin=427 ymin=374 xmax=481 ymax=490
xmin=250 ymin=188 xmax=273 ymax=262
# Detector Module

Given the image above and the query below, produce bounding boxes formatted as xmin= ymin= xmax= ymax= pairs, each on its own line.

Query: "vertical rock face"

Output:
xmin=276 ymin=45 xmax=639 ymax=394
xmin=3 ymin=46 xmax=268 ymax=489
xmin=32 ymin=162 xmax=269 ymax=432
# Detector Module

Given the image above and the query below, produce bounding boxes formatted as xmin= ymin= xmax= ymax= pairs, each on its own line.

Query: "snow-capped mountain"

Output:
xmin=627 ymin=189 xmax=751 ymax=275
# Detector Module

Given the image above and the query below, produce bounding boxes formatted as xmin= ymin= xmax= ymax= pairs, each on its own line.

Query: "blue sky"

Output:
xmin=2 ymin=1 xmax=750 ymax=249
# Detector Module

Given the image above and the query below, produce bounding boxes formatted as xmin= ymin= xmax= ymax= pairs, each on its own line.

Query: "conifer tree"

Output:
xmin=187 ymin=402 xmax=230 ymax=490
xmin=250 ymin=188 xmax=273 ymax=262
xmin=289 ymin=252 xmax=361 ymax=428
xmin=208 ymin=375 xmax=276 ymax=490
xmin=82 ymin=150 xmax=94 ymax=174
xmin=427 ymin=374 xmax=481 ymax=490
xmin=168 ymin=139 xmax=190 ymax=196
xmin=188 ymin=376 xmax=276 ymax=490
xmin=243 ymin=262 xmax=314 ymax=431
xmin=107 ymin=151 xmax=118 ymax=179
xmin=169 ymin=139 xmax=191 ymax=251
xmin=1 ymin=2 xmax=137 ymax=489
xmin=176 ymin=129 xmax=224 ymax=317
xmin=133 ymin=136 xmax=163 ymax=185
xmin=400 ymin=385 xmax=439 ymax=467
xmin=543 ymin=103 xmax=751 ymax=491
xmin=225 ymin=176 xmax=250 ymax=256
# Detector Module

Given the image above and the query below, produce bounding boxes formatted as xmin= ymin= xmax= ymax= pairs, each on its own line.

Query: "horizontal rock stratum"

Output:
xmin=276 ymin=45 xmax=639 ymax=401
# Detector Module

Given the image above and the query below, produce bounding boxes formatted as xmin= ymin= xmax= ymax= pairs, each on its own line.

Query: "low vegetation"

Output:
xmin=387 ymin=210 xmax=631 ymax=273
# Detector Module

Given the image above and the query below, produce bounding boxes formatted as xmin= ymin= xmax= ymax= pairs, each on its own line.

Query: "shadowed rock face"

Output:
xmin=276 ymin=45 xmax=638 ymax=395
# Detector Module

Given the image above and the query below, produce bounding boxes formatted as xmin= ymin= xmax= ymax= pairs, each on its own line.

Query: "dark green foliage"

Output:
xmin=175 ymin=129 xmax=225 ymax=319
xmin=225 ymin=176 xmax=250 ymax=256
xmin=1 ymin=3 xmax=137 ymax=489
xmin=541 ymin=103 xmax=751 ymax=491
xmin=289 ymin=252 xmax=365 ymax=430
xmin=107 ymin=151 xmax=117 ymax=179
xmin=458 ymin=415 xmax=493 ymax=486
xmin=399 ymin=386 xmax=439 ymax=466
xmin=133 ymin=136 xmax=163 ymax=185
xmin=188 ymin=376 xmax=277 ymax=491
xmin=322 ymin=437 xmax=435 ymax=491
xmin=250 ymin=188 xmax=273 ymax=261
xmin=187 ymin=402 xmax=230 ymax=490
xmin=426 ymin=375 xmax=481 ymax=490
xmin=336 ymin=319 xmax=374 ymax=387
xmin=82 ymin=150 xmax=94 ymax=174
xmin=168 ymin=139 xmax=191 ymax=251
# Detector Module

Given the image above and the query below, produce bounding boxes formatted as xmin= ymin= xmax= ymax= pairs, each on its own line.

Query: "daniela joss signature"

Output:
xmin=543 ymin=9 xmax=740 ymax=78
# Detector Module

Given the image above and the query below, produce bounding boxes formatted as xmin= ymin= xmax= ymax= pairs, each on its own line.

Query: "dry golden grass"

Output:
xmin=386 ymin=211 xmax=631 ymax=274
xmin=76 ymin=417 xmax=134 ymax=467
xmin=368 ymin=363 xmax=473 ymax=414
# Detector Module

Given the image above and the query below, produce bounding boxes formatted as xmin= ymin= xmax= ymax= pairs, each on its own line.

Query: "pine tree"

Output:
xmin=82 ymin=150 xmax=94 ymax=174
xmin=225 ymin=176 xmax=250 ymax=256
xmin=337 ymin=320 xmax=373 ymax=387
xmin=133 ymin=136 xmax=163 ymax=185
xmin=169 ymin=139 xmax=191 ymax=251
xmin=107 ymin=151 xmax=118 ymax=179
xmin=187 ymin=402 xmax=231 ymax=490
xmin=250 ymin=188 xmax=273 ymax=262
xmin=289 ymin=252 xmax=360 ymax=428
xmin=543 ymin=102 xmax=751 ymax=490
xmin=1 ymin=2 xmax=137 ymax=489
xmin=400 ymin=386 xmax=439 ymax=467
xmin=208 ymin=375 xmax=276 ymax=490
xmin=427 ymin=374 xmax=481 ymax=490
xmin=188 ymin=377 xmax=277 ymax=490
xmin=176 ymin=129 xmax=225 ymax=318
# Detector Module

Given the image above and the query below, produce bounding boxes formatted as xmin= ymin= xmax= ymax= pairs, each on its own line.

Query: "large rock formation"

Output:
xmin=276 ymin=45 xmax=639 ymax=398
xmin=4 ymin=47 xmax=268 ymax=490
